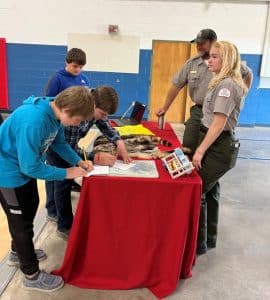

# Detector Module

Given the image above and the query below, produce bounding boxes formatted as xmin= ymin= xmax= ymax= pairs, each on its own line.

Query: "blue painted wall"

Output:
xmin=6 ymin=43 xmax=270 ymax=125
xmin=6 ymin=43 xmax=151 ymax=118
xmin=239 ymin=54 xmax=270 ymax=126
xmin=7 ymin=44 xmax=67 ymax=109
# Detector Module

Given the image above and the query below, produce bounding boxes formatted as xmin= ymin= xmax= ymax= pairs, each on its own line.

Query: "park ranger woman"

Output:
xmin=192 ymin=41 xmax=248 ymax=255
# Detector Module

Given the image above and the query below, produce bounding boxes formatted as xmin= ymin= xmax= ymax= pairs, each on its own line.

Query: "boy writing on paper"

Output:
xmin=0 ymin=86 xmax=94 ymax=292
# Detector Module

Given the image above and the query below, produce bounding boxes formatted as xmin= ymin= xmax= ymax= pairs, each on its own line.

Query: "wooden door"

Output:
xmin=149 ymin=40 xmax=191 ymax=122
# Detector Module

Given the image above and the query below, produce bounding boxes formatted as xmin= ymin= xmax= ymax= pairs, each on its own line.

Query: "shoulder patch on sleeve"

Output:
xmin=218 ymin=88 xmax=231 ymax=98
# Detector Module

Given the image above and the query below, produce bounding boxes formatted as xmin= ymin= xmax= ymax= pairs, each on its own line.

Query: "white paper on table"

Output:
xmin=109 ymin=160 xmax=159 ymax=178
xmin=85 ymin=165 xmax=109 ymax=177
xmin=113 ymin=160 xmax=136 ymax=171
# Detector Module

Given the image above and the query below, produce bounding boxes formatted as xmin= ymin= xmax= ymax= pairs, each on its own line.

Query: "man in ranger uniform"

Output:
xmin=156 ymin=28 xmax=253 ymax=154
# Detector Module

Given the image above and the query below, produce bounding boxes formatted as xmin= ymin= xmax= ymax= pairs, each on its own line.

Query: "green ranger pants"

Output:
xmin=182 ymin=105 xmax=203 ymax=153
xmin=197 ymin=128 xmax=235 ymax=252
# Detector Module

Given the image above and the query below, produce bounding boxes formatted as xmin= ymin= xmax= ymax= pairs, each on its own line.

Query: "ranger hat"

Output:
xmin=191 ymin=29 xmax=217 ymax=43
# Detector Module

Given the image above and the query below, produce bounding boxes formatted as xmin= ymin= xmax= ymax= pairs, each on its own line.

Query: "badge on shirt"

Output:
xmin=190 ymin=70 xmax=197 ymax=74
xmin=218 ymin=88 xmax=231 ymax=98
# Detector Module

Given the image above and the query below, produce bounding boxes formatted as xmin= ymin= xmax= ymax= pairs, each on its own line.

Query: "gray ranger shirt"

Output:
xmin=172 ymin=55 xmax=251 ymax=106
xmin=202 ymin=78 xmax=246 ymax=132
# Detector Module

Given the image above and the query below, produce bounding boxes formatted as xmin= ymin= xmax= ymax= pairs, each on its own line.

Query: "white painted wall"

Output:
xmin=0 ymin=0 xmax=268 ymax=53
xmin=68 ymin=33 xmax=140 ymax=73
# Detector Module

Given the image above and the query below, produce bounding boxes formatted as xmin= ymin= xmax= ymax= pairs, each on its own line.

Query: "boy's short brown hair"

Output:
xmin=91 ymin=86 xmax=119 ymax=115
xmin=66 ymin=48 xmax=86 ymax=65
xmin=55 ymin=86 xmax=94 ymax=119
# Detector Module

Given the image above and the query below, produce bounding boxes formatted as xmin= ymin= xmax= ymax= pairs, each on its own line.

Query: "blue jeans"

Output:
xmin=45 ymin=149 xmax=73 ymax=231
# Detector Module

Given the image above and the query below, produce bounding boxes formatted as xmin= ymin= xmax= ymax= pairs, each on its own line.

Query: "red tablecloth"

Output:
xmin=54 ymin=122 xmax=202 ymax=299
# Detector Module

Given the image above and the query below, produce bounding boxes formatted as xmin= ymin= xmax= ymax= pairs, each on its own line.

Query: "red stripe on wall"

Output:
xmin=0 ymin=38 xmax=9 ymax=109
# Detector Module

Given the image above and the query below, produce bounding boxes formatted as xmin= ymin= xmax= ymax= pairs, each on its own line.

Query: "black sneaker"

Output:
xmin=196 ymin=247 xmax=207 ymax=256
xmin=46 ymin=214 xmax=58 ymax=223
xmin=207 ymin=241 xmax=216 ymax=249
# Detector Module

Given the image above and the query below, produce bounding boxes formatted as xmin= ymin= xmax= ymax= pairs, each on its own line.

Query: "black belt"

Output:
xmin=200 ymin=125 xmax=233 ymax=136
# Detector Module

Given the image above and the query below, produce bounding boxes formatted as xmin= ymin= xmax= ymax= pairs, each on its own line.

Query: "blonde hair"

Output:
xmin=208 ymin=41 xmax=247 ymax=95
xmin=55 ymin=86 xmax=94 ymax=119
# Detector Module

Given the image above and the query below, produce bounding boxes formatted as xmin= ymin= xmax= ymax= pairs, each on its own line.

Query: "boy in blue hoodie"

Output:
xmin=46 ymin=48 xmax=89 ymax=96
xmin=0 ymin=86 xmax=94 ymax=292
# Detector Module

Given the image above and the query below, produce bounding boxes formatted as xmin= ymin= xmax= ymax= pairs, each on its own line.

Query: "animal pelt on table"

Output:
xmin=93 ymin=134 xmax=172 ymax=159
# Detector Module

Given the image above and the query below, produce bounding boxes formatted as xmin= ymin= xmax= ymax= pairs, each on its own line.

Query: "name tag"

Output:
xmin=190 ymin=71 xmax=197 ymax=74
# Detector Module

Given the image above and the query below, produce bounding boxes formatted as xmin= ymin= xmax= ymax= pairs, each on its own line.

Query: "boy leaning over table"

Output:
xmin=0 ymin=86 xmax=94 ymax=292
xmin=45 ymin=86 xmax=132 ymax=240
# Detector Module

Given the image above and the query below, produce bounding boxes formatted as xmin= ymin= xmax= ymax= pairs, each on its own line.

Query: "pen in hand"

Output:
xmin=82 ymin=146 xmax=87 ymax=161
xmin=79 ymin=147 xmax=94 ymax=173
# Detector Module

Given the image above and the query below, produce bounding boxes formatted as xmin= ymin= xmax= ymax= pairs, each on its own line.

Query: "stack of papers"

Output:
xmin=85 ymin=165 xmax=109 ymax=177
xmin=109 ymin=160 xmax=159 ymax=178
xmin=85 ymin=160 xmax=135 ymax=177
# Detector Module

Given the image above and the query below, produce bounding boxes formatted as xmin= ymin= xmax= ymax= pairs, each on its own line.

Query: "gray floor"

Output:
xmin=0 ymin=125 xmax=270 ymax=300
xmin=168 ymin=124 xmax=270 ymax=300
